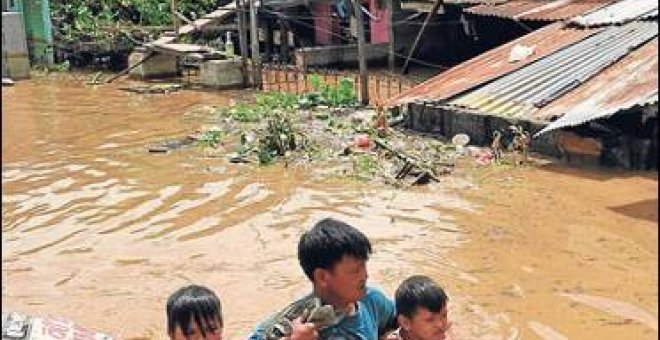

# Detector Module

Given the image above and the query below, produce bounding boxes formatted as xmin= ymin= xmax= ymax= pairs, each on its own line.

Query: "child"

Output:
xmin=249 ymin=217 xmax=397 ymax=340
xmin=167 ymin=284 xmax=223 ymax=340
xmin=392 ymin=275 xmax=452 ymax=340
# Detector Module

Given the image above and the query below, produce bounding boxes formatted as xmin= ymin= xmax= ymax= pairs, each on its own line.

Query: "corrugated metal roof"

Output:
xmin=447 ymin=21 xmax=658 ymax=119
xmin=640 ymin=9 xmax=658 ymax=19
xmin=444 ymin=0 xmax=510 ymax=5
xmin=570 ymin=0 xmax=658 ymax=27
xmin=464 ymin=0 xmax=614 ymax=22
xmin=534 ymin=38 xmax=658 ymax=135
xmin=387 ymin=22 xmax=600 ymax=106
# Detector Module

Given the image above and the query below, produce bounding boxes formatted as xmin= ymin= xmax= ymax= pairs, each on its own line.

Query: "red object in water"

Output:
xmin=354 ymin=134 xmax=371 ymax=148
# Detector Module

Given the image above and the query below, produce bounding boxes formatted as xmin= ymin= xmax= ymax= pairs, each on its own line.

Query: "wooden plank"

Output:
xmin=204 ymin=10 xmax=232 ymax=19
xmin=151 ymin=43 xmax=211 ymax=53
xmin=178 ymin=18 xmax=214 ymax=35
xmin=149 ymin=3 xmax=238 ymax=48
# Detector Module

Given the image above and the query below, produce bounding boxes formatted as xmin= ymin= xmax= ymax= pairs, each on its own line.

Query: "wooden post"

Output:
xmin=280 ymin=22 xmax=290 ymax=63
xmin=170 ymin=0 xmax=179 ymax=36
xmin=401 ymin=0 xmax=442 ymax=74
xmin=387 ymin=0 xmax=395 ymax=71
xmin=352 ymin=0 xmax=369 ymax=105
xmin=237 ymin=0 xmax=249 ymax=86
xmin=265 ymin=19 xmax=274 ymax=61
xmin=249 ymin=0 xmax=262 ymax=89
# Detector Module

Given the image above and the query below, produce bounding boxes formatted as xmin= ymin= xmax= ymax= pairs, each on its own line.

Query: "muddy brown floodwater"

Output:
xmin=2 ymin=74 xmax=657 ymax=340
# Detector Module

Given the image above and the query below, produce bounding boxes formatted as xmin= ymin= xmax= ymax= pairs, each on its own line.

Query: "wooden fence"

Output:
xmin=258 ymin=63 xmax=418 ymax=104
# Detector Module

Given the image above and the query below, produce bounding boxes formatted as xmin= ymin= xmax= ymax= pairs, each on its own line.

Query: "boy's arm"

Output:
xmin=247 ymin=324 xmax=266 ymax=340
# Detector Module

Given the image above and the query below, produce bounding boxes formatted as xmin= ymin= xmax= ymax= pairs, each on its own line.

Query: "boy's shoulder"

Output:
xmin=359 ymin=287 xmax=396 ymax=323
xmin=363 ymin=286 xmax=392 ymax=303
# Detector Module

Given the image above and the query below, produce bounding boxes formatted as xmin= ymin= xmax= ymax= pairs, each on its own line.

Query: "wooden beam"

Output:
xmin=400 ymin=0 xmax=442 ymax=74
xmin=352 ymin=0 xmax=369 ymax=105
xmin=249 ymin=0 xmax=262 ymax=89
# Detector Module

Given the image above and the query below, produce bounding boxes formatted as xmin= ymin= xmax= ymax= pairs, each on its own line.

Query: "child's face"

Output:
xmin=170 ymin=317 xmax=222 ymax=340
xmin=400 ymin=305 xmax=450 ymax=340
xmin=321 ymin=255 xmax=368 ymax=305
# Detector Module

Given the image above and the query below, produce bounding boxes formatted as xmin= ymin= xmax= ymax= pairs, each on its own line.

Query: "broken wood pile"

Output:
xmin=147 ymin=88 xmax=465 ymax=187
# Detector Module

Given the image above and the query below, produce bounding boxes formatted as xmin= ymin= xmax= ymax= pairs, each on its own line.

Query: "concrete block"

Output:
xmin=128 ymin=51 xmax=178 ymax=79
xmin=200 ymin=59 xmax=244 ymax=89
xmin=2 ymin=12 xmax=30 ymax=79
xmin=2 ymin=57 xmax=30 ymax=79
xmin=294 ymin=43 xmax=389 ymax=68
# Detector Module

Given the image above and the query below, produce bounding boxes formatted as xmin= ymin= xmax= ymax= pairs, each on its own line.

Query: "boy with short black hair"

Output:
xmin=167 ymin=284 xmax=223 ymax=340
xmin=392 ymin=275 xmax=452 ymax=340
xmin=249 ymin=217 xmax=397 ymax=340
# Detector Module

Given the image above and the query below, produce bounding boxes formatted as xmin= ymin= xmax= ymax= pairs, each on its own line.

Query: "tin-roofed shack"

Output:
xmin=389 ymin=1 xmax=658 ymax=170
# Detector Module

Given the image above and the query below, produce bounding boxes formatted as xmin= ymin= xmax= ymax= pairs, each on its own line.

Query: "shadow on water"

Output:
xmin=538 ymin=162 xmax=659 ymax=182
xmin=608 ymin=198 xmax=659 ymax=223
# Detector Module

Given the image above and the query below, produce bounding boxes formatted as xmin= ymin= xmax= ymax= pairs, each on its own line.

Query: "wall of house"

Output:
xmin=311 ymin=3 xmax=335 ymax=45
xmin=369 ymin=0 xmax=390 ymax=43
xmin=402 ymin=102 xmax=658 ymax=170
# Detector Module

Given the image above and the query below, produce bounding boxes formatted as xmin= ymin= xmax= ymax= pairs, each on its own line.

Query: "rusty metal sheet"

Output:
xmin=444 ymin=0 xmax=510 ymax=5
xmin=387 ymin=22 xmax=600 ymax=106
xmin=465 ymin=0 xmax=614 ymax=21
xmin=570 ymin=0 xmax=658 ymax=27
xmin=533 ymin=38 xmax=658 ymax=133
xmin=447 ymin=21 xmax=658 ymax=119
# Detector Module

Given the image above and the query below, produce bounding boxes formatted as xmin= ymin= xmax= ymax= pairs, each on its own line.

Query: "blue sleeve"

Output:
xmin=247 ymin=319 xmax=267 ymax=340
xmin=364 ymin=288 xmax=397 ymax=335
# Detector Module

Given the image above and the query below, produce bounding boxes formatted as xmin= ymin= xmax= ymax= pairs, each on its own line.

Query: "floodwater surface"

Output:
xmin=2 ymin=74 xmax=657 ymax=339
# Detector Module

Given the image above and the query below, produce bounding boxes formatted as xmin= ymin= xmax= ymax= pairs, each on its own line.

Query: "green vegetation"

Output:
xmin=353 ymin=154 xmax=379 ymax=180
xmin=209 ymin=82 xmax=357 ymax=165
xmin=307 ymin=75 xmax=358 ymax=108
xmin=50 ymin=0 xmax=221 ymax=68
xmin=197 ymin=129 xmax=224 ymax=148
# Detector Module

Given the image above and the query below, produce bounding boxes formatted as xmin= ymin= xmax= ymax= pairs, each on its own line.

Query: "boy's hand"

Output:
xmin=379 ymin=331 xmax=398 ymax=340
xmin=285 ymin=317 xmax=319 ymax=340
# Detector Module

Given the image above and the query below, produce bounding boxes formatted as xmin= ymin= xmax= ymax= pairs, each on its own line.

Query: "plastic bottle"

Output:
xmin=225 ymin=31 xmax=234 ymax=58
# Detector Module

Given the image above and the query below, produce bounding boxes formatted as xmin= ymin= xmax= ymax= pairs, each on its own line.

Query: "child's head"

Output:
xmin=298 ymin=218 xmax=372 ymax=304
xmin=395 ymin=275 xmax=449 ymax=340
xmin=167 ymin=285 xmax=223 ymax=340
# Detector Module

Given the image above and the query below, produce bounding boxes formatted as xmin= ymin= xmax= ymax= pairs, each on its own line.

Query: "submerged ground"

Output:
xmin=2 ymin=73 xmax=657 ymax=339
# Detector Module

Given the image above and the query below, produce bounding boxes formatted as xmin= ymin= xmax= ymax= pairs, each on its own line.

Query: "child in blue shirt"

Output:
xmin=248 ymin=218 xmax=397 ymax=340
